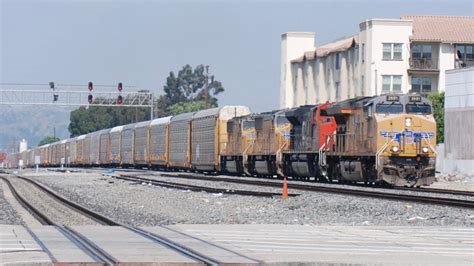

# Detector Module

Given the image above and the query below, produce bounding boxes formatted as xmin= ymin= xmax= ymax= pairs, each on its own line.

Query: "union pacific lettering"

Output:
xmin=379 ymin=130 xmax=435 ymax=144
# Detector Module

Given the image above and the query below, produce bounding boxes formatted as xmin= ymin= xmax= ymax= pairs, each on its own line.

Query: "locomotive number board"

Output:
xmin=386 ymin=95 xmax=400 ymax=102
xmin=409 ymin=96 xmax=422 ymax=102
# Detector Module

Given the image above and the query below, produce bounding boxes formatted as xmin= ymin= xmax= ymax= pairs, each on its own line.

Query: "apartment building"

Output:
xmin=280 ymin=15 xmax=474 ymax=108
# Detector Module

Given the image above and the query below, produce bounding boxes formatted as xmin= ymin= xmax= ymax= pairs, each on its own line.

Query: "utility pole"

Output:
xmin=205 ymin=65 xmax=210 ymax=107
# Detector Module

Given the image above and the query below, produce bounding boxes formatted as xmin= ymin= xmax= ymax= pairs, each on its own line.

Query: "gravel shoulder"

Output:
xmin=0 ymin=178 xmax=25 ymax=225
xmin=22 ymin=169 xmax=474 ymax=227
xmin=3 ymin=175 xmax=100 ymax=226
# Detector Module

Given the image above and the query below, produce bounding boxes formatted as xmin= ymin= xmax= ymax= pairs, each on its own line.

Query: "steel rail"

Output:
xmin=144 ymin=172 xmax=474 ymax=209
xmin=9 ymin=174 xmax=223 ymax=266
xmin=0 ymin=175 xmax=54 ymax=225
xmin=111 ymin=173 xmax=299 ymax=197
xmin=396 ymin=186 xmax=474 ymax=197
xmin=0 ymin=174 xmax=118 ymax=265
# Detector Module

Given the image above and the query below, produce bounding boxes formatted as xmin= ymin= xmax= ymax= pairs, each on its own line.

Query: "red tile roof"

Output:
xmin=291 ymin=36 xmax=357 ymax=63
xmin=401 ymin=15 xmax=474 ymax=44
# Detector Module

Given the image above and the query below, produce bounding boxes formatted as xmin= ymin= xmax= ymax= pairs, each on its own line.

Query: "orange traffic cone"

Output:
xmin=282 ymin=176 xmax=288 ymax=199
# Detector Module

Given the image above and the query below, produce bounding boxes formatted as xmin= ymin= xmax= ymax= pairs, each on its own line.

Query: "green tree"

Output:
xmin=68 ymin=97 xmax=150 ymax=137
xmin=169 ymin=101 xmax=210 ymax=115
xmin=38 ymin=136 xmax=60 ymax=146
xmin=158 ymin=64 xmax=224 ymax=117
xmin=428 ymin=92 xmax=444 ymax=143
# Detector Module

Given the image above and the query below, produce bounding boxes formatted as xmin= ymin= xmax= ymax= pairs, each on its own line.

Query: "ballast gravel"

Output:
xmin=24 ymin=170 xmax=473 ymax=227
xmin=4 ymin=175 xmax=100 ymax=226
xmin=0 ymin=180 xmax=25 ymax=225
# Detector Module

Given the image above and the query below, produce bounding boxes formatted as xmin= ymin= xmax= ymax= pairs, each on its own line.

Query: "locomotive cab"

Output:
xmin=372 ymin=95 xmax=437 ymax=186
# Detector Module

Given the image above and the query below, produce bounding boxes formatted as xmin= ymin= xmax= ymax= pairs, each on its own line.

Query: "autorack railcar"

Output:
xmin=168 ymin=112 xmax=195 ymax=169
xmin=120 ymin=123 xmax=136 ymax=167
xmin=134 ymin=121 xmax=152 ymax=167
xmin=109 ymin=126 xmax=123 ymax=166
xmin=149 ymin=116 xmax=172 ymax=169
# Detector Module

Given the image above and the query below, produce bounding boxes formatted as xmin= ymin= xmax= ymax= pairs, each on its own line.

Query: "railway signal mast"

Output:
xmin=0 ymin=81 xmax=155 ymax=119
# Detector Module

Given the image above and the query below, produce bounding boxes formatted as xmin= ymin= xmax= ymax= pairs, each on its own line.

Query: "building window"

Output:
xmin=361 ymin=75 xmax=364 ymax=95
xmin=383 ymin=43 xmax=403 ymax=60
xmin=455 ymin=44 xmax=474 ymax=60
xmin=412 ymin=44 xmax=432 ymax=59
xmin=335 ymin=81 xmax=340 ymax=101
xmin=411 ymin=76 xmax=432 ymax=94
xmin=335 ymin=53 xmax=340 ymax=70
xmin=362 ymin=43 xmax=365 ymax=63
xmin=383 ymin=44 xmax=391 ymax=60
xmin=393 ymin=44 xmax=402 ymax=60
xmin=382 ymin=75 xmax=391 ymax=93
xmin=382 ymin=75 xmax=402 ymax=93
xmin=393 ymin=75 xmax=401 ymax=92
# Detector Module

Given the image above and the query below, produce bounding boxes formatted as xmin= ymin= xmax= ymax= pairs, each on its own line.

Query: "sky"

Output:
xmin=1 ymin=0 xmax=473 ymax=113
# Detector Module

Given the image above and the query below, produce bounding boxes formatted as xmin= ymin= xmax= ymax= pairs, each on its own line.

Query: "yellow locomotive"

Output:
xmin=325 ymin=94 xmax=436 ymax=187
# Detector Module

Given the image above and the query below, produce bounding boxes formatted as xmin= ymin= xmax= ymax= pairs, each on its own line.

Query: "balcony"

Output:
xmin=456 ymin=58 xmax=474 ymax=68
xmin=409 ymin=57 xmax=439 ymax=72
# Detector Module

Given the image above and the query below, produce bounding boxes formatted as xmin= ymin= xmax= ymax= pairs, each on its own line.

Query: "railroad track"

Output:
xmin=107 ymin=173 xmax=300 ymax=198
xmin=0 ymin=174 xmax=223 ymax=265
xmin=128 ymin=171 xmax=474 ymax=209
xmin=396 ymin=186 xmax=474 ymax=197
xmin=48 ymin=168 xmax=474 ymax=198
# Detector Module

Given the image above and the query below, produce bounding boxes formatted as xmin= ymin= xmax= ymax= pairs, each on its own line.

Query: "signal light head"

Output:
xmin=88 ymin=82 xmax=93 ymax=91
xmin=117 ymin=95 xmax=123 ymax=104
xmin=88 ymin=94 xmax=93 ymax=104
xmin=118 ymin=82 xmax=123 ymax=92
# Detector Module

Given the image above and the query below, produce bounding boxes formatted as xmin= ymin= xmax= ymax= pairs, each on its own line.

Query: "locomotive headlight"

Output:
xmin=405 ymin=117 xmax=412 ymax=127
xmin=391 ymin=146 xmax=399 ymax=153
xmin=422 ymin=147 xmax=429 ymax=153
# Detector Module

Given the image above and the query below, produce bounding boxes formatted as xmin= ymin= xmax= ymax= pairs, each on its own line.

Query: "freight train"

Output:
xmin=7 ymin=94 xmax=437 ymax=187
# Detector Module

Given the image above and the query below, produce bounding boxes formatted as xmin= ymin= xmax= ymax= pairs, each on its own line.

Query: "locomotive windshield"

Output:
xmin=242 ymin=120 xmax=255 ymax=130
xmin=375 ymin=103 xmax=403 ymax=113
xmin=276 ymin=115 xmax=290 ymax=126
xmin=406 ymin=104 xmax=432 ymax=114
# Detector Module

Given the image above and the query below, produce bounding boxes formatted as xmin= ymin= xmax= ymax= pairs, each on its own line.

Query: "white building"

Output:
xmin=281 ymin=15 xmax=474 ymax=108
xmin=441 ymin=67 xmax=474 ymax=176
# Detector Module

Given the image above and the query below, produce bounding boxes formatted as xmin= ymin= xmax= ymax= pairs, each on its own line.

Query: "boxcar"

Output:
xmin=121 ymin=123 xmax=136 ymax=166
xmin=57 ymin=139 xmax=67 ymax=166
xmin=99 ymin=129 xmax=111 ymax=165
xmin=168 ymin=112 xmax=195 ymax=169
xmin=28 ymin=149 xmax=36 ymax=167
xmin=191 ymin=106 xmax=250 ymax=172
xmin=134 ymin=121 xmax=152 ymax=167
xmin=65 ymin=138 xmax=77 ymax=166
xmin=50 ymin=141 xmax=59 ymax=166
xmin=40 ymin=144 xmax=50 ymax=166
xmin=75 ymin=135 xmax=87 ymax=165
xmin=110 ymin=126 xmax=123 ymax=165
xmin=149 ymin=116 xmax=172 ymax=168
xmin=89 ymin=131 xmax=101 ymax=166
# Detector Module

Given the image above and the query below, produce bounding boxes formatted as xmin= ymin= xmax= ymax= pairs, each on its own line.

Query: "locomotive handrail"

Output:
xmin=276 ymin=141 xmax=288 ymax=176
xmin=375 ymin=137 xmax=395 ymax=170
xmin=423 ymin=136 xmax=437 ymax=155
xmin=242 ymin=139 xmax=255 ymax=176
xmin=318 ymin=135 xmax=332 ymax=167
